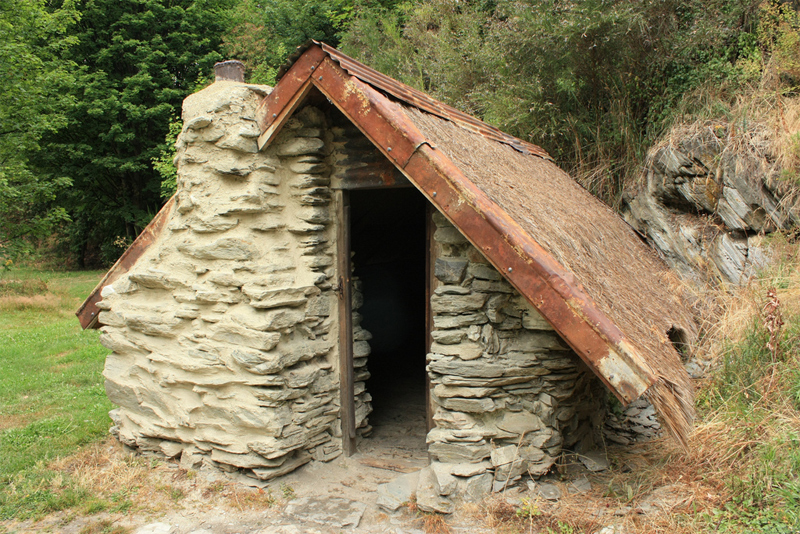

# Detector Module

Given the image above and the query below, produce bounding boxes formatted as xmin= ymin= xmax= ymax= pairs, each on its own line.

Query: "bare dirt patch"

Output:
xmin=0 ymin=435 xmax=712 ymax=534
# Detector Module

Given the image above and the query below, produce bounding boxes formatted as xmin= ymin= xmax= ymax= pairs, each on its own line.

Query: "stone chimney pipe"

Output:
xmin=214 ymin=60 xmax=245 ymax=83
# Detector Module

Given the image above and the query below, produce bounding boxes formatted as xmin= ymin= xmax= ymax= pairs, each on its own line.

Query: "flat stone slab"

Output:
xmin=568 ymin=476 xmax=592 ymax=494
xmin=527 ymin=481 xmax=561 ymax=501
xmin=284 ymin=496 xmax=367 ymax=529
xmin=256 ymin=527 xmax=325 ymax=534
xmin=579 ymin=451 xmax=609 ymax=472
xmin=377 ymin=471 xmax=420 ymax=512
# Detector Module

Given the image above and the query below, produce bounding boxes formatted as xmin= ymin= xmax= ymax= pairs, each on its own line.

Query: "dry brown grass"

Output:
xmin=480 ymin=492 xmax=605 ymax=534
xmin=47 ymin=438 xmax=285 ymax=519
xmin=473 ymin=443 xmax=724 ymax=534
xmin=78 ymin=518 xmax=130 ymax=534
xmin=0 ymin=293 xmax=63 ymax=312
xmin=421 ymin=511 xmax=452 ymax=534
xmin=0 ymin=277 xmax=47 ymax=295
xmin=477 ymin=240 xmax=800 ymax=534
xmin=688 ymin=233 xmax=800 ymax=364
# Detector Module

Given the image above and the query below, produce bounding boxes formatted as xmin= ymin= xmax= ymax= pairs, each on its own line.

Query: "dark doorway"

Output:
xmin=349 ymin=186 xmax=429 ymax=456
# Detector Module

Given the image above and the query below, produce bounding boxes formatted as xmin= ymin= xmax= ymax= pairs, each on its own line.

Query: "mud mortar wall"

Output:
xmin=418 ymin=212 xmax=606 ymax=510
xmin=97 ymin=82 xmax=344 ymax=484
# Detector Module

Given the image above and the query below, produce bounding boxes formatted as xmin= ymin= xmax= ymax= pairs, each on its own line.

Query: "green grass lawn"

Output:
xmin=0 ymin=269 xmax=113 ymax=520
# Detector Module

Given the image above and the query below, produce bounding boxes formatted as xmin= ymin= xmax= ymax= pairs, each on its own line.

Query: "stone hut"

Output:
xmin=77 ymin=44 xmax=695 ymax=509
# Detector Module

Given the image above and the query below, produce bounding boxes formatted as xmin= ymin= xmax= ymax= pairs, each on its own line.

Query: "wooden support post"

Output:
xmin=425 ymin=203 xmax=436 ymax=433
xmin=336 ymin=189 xmax=357 ymax=456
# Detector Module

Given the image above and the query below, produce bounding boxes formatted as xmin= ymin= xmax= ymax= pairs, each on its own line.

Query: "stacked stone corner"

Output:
xmin=98 ymin=82 xmax=344 ymax=483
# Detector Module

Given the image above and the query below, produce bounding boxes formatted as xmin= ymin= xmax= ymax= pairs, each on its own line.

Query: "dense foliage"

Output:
xmin=36 ymin=0 xmax=232 ymax=266
xmin=222 ymin=0 xmax=400 ymax=84
xmin=0 ymin=0 xmax=798 ymax=267
xmin=0 ymin=0 xmax=77 ymax=260
xmin=341 ymin=0 xmax=775 ymax=202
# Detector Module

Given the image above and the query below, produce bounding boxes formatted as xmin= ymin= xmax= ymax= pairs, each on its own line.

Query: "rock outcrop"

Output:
xmin=624 ymin=123 xmax=795 ymax=285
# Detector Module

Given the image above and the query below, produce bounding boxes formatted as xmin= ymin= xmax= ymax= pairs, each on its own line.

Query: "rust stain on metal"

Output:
xmin=76 ymin=196 xmax=177 ymax=330
xmin=312 ymin=58 xmax=426 ymax=170
xmin=257 ymin=80 xmax=314 ymax=150
xmin=339 ymin=77 xmax=371 ymax=116
xmin=256 ymin=45 xmax=326 ymax=138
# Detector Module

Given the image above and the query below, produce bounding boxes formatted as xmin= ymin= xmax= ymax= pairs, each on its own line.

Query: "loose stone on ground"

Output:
xmin=284 ymin=496 xmax=367 ymax=529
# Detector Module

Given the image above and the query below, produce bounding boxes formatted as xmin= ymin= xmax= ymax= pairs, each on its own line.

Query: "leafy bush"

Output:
xmin=339 ymin=0 xmax=790 ymax=204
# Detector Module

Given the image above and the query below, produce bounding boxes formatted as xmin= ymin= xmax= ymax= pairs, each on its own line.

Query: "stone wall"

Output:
xmin=416 ymin=212 xmax=605 ymax=512
xmin=98 ymin=79 xmax=606 ymax=495
xmin=98 ymin=81 xmax=345 ymax=484
xmin=351 ymin=277 xmax=373 ymax=436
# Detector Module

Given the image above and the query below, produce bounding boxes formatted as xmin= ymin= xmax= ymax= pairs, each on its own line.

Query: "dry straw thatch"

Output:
xmin=403 ymin=106 xmax=697 ymax=447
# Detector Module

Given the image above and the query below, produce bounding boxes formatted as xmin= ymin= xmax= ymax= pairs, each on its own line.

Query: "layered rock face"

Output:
xmin=417 ymin=213 xmax=605 ymax=512
xmin=98 ymin=81 xmax=346 ymax=483
xmin=98 ymin=79 xmax=605 ymax=493
xmin=625 ymin=126 xmax=794 ymax=285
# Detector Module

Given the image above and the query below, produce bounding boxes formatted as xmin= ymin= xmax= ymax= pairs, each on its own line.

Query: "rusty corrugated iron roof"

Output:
xmin=276 ymin=41 xmax=551 ymax=160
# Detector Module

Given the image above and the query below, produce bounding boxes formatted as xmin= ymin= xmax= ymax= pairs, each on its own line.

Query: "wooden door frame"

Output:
xmin=336 ymin=186 xmax=434 ymax=456
xmin=425 ymin=203 xmax=435 ymax=433
xmin=336 ymin=189 xmax=357 ymax=456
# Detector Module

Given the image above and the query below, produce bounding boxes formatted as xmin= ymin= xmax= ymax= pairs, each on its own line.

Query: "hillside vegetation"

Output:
xmin=2 ymin=0 xmax=799 ymax=266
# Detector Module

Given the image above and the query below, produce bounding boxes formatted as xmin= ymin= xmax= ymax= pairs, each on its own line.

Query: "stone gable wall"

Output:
xmin=417 ymin=212 xmax=605 ymax=511
xmin=98 ymin=82 xmax=345 ymax=484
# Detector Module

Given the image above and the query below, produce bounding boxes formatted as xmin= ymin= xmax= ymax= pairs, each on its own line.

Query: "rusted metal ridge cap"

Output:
xmin=276 ymin=41 xmax=551 ymax=160
xmin=76 ymin=195 xmax=177 ymax=329
xmin=256 ymin=44 xmax=658 ymax=406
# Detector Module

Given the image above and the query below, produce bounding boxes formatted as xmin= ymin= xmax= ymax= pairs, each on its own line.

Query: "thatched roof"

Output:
xmin=260 ymin=42 xmax=696 ymax=447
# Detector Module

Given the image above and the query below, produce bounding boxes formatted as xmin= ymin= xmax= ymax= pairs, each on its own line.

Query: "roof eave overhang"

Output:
xmin=255 ymin=44 xmax=658 ymax=404
xmin=76 ymin=195 xmax=177 ymax=329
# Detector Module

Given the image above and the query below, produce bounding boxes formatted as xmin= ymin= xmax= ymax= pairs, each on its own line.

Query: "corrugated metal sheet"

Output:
xmin=76 ymin=195 xmax=177 ymax=329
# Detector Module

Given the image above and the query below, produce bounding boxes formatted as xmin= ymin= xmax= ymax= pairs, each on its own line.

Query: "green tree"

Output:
xmin=341 ymin=0 xmax=764 ymax=204
xmin=223 ymin=0 xmax=400 ymax=85
xmin=37 ymin=0 xmax=232 ymax=266
xmin=0 ymin=0 xmax=77 ymax=261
